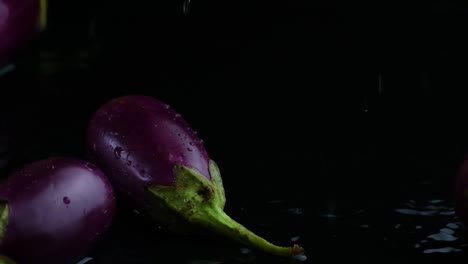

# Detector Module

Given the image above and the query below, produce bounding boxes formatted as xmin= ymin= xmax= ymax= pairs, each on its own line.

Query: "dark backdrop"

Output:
xmin=1 ymin=1 xmax=468 ymax=263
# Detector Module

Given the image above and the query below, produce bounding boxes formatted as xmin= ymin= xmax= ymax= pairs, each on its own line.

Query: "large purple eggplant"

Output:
xmin=0 ymin=0 xmax=47 ymax=65
xmin=86 ymin=95 xmax=304 ymax=257
xmin=0 ymin=157 xmax=115 ymax=264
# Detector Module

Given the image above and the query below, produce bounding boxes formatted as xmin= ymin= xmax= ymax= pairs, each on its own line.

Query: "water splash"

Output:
xmin=183 ymin=0 xmax=191 ymax=15
xmin=423 ymin=247 xmax=462 ymax=254
xmin=76 ymin=257 xmax=93 ymax=264
xmin=0 ymin=64 xmax=15 ymax=77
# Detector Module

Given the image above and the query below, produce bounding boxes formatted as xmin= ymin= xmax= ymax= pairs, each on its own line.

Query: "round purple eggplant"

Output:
xmin=0 ymin=0 xmax=47 ymax=65
xmin=0 ymin=157 xmax=115 ymax=264
xmin=86 ymin=95 xmax=304 ymax=257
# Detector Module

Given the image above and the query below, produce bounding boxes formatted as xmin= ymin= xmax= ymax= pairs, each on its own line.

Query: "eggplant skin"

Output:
xmin=0 ymin=157 xmax=116 ymax=264
xmin=86 ymin=95 xmax=211 ymax=209
xmin=0 ymin=0 xmax=45 ymax=64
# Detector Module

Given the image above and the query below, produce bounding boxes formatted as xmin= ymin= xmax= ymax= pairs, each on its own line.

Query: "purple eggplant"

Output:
xmin=0 ymin=157 xmax=115 ymax=264
xmin=0 ymin=0 xmax=47 ymax=65
xmin=86 ymin=95 xmax=304 ymax=257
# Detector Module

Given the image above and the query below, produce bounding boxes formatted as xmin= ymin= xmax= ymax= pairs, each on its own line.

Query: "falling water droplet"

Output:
xmin=187 ymin=148 xmax=193 ymax=152
xmin=189 ymin=141 xmax=194 ymax=146
xmin=183 ymin=0 xmax=191 ymax=15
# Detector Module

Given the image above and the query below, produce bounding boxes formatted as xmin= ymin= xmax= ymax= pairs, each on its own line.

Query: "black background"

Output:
xmin=1 ymin=0 xmax=468 ymax=263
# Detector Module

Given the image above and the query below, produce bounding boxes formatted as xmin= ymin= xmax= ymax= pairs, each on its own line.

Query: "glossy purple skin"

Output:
xmin=0 ymin=157 xmax=115 ymax=264
xmin=0 ymin=0 xmax=41 ymax=64
xmin=86 ymin=95 xmax=211 ymax=209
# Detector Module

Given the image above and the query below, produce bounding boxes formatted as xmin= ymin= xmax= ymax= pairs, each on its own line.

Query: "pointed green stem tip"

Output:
xmin=148 ymin=160 xmax=305 ymax=257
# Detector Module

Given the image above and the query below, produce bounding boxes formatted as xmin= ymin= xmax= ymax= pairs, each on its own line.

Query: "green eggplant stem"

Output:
xmin=148 ymin=160 xmax=305 ymax=257
xmin=193 ymin=206 xmax=304 ymax=256
xmin=0 ymin=255 xmax=16 ymax=264
xmin=0 ymin=202 xmax=8 ymax=244
xmin=0 ymin=204 xmax=13 ymax=264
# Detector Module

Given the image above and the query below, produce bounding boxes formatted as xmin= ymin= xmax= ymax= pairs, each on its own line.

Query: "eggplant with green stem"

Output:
xmin=86 ymin=95 xmax=304 ymax=257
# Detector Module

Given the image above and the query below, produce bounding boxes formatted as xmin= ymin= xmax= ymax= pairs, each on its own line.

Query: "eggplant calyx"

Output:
xmin=0 ymin=202 xmax=8 ymax=245
xmin=147 ymin=160 xmax=305 ymax=257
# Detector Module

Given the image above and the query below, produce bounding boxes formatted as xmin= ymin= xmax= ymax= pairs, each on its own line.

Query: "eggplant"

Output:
xmin=0 ymin=0 xmax=47 ymax=65
xmin=86 ymin=95 xmax=304 ymax=257
xmin=0 ymin=157 xmax=115 ymax=264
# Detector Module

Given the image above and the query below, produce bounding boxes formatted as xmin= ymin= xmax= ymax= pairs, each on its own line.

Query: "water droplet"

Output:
xmin=183 ymin=0 xmax=191 ymax=15
xmin=63 ymin=196 xmax=71 ymax=204
xmin=189 ymin=141 xmax=194 ymax=146
xmin=293 ymin=254 xmax=307 ymax=262
xmin=187 ymin=148 xmax=193 ymax=152
xmin=127 ymin=160 xmax=132 ymax=166
xmin=288 ymin=208 xmax=304 ymax=215
xmin=76 ymin=257 xmax=94 ymax=264
xmin=165 ymin=104 xmax=170 ymax=109
xmin=84 ymin=163 xmax=94 ymax=171
xmin=114 ymin=147 xmax=123 ymax=158
xmin=290 ymin=236 xmax=300 ymax=242
xmin=240 ymin=248 xmax=251 ymax=254
xmin=175 ymin=113 xmax=181 ymax=118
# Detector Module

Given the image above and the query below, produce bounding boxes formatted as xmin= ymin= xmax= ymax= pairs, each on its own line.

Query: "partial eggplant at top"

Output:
xmin=0 ymin=0 xmax=47 ymax=65
xmin=86 ymin=95 xmax=304 ymax=257
xmin=0 ymin=157 xmax=115 ymax=264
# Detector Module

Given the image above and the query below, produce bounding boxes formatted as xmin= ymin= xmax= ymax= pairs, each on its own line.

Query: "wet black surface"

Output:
xmin=2 ymin=1 xmax=468 ymax=263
